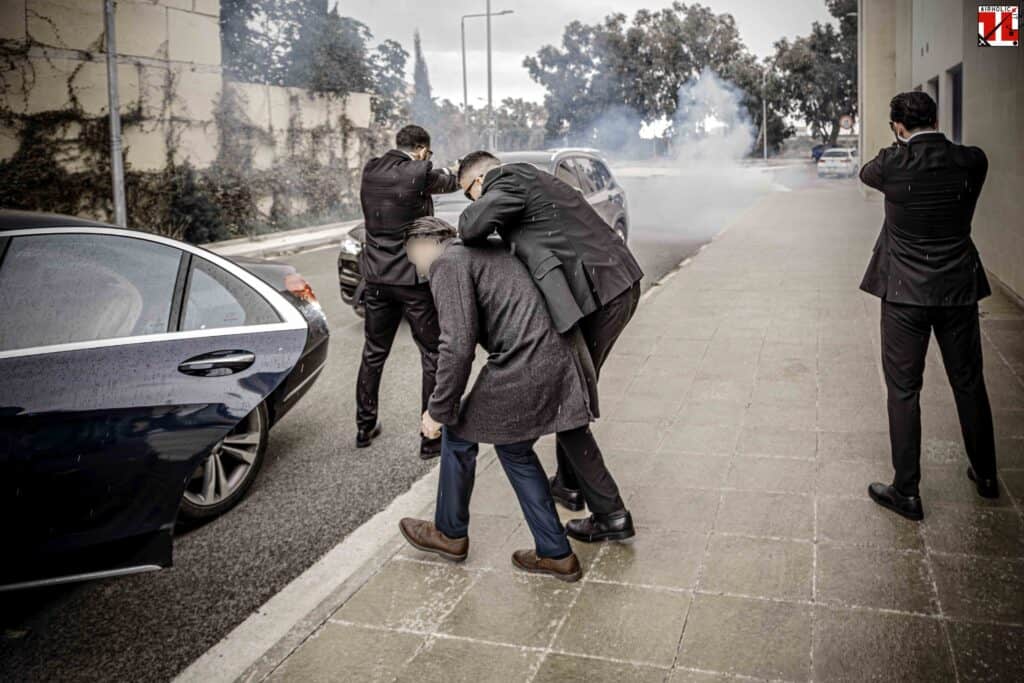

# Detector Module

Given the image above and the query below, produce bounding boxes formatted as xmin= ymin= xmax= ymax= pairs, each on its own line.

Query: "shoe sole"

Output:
xmin=399 ymin=525 xmax=467 ymax=563
xmin=511 ymin=555 xmax=581 ymax=583
xmin=967 ymin=468 xmax=1000 ymax=499
xmin=566 ymin=527 xmax=637 ymax=543
xmin=868 ymin=487 xmax=923 ymax=521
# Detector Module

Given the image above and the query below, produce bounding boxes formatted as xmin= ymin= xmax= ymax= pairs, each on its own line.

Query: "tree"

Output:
xmin=773 ymin=0 xmax=857 ymax=145
xmin=294 ymin=10 xmax=373 ymax=96
xmin=410 ymin=30 xmax=437 ymax=128
xmin=370 ymin=39 xmax=410 ymax=127
xmin=221 ymin=0 xmax=326 ymax=86
xmin=523 ymin=2 xmax=790 ymax=152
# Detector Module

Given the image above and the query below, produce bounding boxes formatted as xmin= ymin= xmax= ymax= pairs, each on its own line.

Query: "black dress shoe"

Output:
xmin=967 ymin=467 xmax=1000 ymax=499
xmin=420 ymin=436 xmax=442 ymax=460
xmin=868 ymin=482 xmax=923 ymax=521
xmin=356 ymin=422 xmax=382 ymax=448
xmin=566 ymin=510 xmax=636 ymax=542
xmin=549 ymin=477 xmax=584 ymax=512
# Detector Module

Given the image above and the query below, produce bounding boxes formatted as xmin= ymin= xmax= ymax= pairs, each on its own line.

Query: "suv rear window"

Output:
xmin=822 ymin=149 xmax=851 ymax=158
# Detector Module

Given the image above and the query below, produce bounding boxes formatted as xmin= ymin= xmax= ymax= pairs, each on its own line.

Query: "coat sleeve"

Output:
xmin=967 ymin=146 xmax=989 ymax=195
xmin=427 ymin=255 xmax=478 ymax=425
xmin=458 ymin=187 xmax=526 ymax=245
xmin=859 ymin=145 xmax=895 ymax=191
xmin=427 ymin=166 xmax=460 ymax=194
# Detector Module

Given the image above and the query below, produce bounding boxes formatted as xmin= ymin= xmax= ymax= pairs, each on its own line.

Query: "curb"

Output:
xmin=204 ymin=220 xmax=360 ymax=259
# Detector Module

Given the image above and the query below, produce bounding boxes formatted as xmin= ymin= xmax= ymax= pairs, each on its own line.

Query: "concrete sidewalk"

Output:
xmin=245 ymin=180 xmax=1023 ymax=681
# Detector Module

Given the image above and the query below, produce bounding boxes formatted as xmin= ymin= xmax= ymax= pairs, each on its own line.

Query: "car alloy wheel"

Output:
xmin=179 ymin=402 xmax=268 ymax=521
xmin=614 ymin=223 xmax=627 ymax=243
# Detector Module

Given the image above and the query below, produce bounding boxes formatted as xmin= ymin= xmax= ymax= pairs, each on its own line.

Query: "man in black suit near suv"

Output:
xmin=355 ymin=125 xmax=459 ymax=458
xmin=457 ymin=150 xmax=644 ymax=543
xmin=860 ymin=91 xmax=999 ymax=520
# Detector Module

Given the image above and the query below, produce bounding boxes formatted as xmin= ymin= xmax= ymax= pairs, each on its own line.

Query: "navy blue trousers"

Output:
xmin=435 ymin=427 xmax=572 ymax=559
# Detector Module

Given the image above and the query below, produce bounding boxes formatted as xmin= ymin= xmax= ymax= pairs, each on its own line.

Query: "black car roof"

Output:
xmin=0 ymin=209 xmax=115 ymax=231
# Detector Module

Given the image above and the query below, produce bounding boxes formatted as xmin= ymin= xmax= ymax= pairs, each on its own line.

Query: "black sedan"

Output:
xmin=339 ymin=148 xmax=629 ymax=310
xmin=0 ymin=210 xmax=329 ymax=591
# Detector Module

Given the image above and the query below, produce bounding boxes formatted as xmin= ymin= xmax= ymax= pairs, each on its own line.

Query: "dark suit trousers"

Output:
xmin=356 ymin=282 xmax=439 ymax=431
xmin=554 ymin=282 xmax=641 ymax=514
xmin=881 ymin=300 xmax=997 ymax=496
xmin=436 ymin=428 xmax=572 ymax=559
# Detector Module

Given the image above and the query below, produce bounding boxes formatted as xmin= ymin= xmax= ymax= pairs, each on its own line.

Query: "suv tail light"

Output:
xmin=285 ymin=273 xmax=318 ymax=304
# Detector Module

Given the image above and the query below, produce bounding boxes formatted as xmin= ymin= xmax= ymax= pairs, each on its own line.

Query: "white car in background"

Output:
xmin=817 ymin=147 xmax=859 ymax=178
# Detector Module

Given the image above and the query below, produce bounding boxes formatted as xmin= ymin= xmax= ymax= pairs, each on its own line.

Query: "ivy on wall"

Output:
xmin=0 ymin=39 xmax=378 ymax=244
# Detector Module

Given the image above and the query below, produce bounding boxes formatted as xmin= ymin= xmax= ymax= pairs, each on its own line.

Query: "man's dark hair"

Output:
xmin=890 ymin=92 xmax=938 ymax=131
xmin=396 ymin=125 xmax=431 ymax=150
xmin=405 ymin=216 xmax=457 ymax=243
xmin=457 ymin=150 xmax=500 ymax=184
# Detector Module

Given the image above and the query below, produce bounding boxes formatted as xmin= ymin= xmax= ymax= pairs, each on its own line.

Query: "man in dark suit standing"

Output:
xmin=356 ymin=125 xmax=459 ymax=458
xmin=456 ymin=151 xmax=644 ymax=543
xmin=860 ymin=91 xmax=999 ymax=521
xmin=399 ymin=217 xmax=590 ymax=582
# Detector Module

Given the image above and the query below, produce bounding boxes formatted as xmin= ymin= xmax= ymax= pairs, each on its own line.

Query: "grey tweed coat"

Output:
xmin=427 ymin=241 xmax=596 ymax=445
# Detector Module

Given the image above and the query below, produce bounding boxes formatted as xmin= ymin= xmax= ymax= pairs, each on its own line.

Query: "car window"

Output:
xmin=822 ymin=149 xmax=850 ymax=158
xmin=572 ymin=158 xmax=605 ymax=194
xmin=554 ymin=161 xmax=582 ymax=191
xmin=181 ymin=257 xmax=279 ymax=331
xmin=592 ymin=160 xmax=614 ymax=189
xmin=0 ymin=233 xmax=181 ymax=351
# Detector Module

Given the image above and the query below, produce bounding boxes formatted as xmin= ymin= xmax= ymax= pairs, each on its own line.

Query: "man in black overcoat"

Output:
xmin=859 ymin=91 xmax=999 ymax=520
xmin=355 ymin=125 xmax=459 ymax=458
xmin=456 ymin=151 xmax=643 ymax=543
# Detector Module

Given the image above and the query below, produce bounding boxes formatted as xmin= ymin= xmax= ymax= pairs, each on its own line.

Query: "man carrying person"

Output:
xmin=398 ymin=217 xmax=592 ymax=582
xmin=455 ymin=151 xmax=643 ymax=543
xmin=355 ymin=125 xmax=460 ymax=458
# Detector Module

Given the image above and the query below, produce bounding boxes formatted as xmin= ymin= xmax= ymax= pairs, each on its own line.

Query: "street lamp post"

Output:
xmin=103 ymin=0 xmax=126 ymax=226
xmin=460 ymin=9 xmax=513 ymax=144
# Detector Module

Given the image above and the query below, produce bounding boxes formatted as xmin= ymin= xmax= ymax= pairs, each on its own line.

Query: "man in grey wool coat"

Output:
xmin=397 ymin=217 xmax=599 ymax=582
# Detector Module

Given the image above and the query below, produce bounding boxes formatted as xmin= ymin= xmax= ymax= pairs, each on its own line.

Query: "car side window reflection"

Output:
xmin=0 ymin=234 xmax=181 ymax=351
xmin=181 ymin=258 xmax=279 ymax=331
xmin=555 ymin=162 xmax=582 ymax=191
xmin=573 ymin=158 xmax=605 ymax=195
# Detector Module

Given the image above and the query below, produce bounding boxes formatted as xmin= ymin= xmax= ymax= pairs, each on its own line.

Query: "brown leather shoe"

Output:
xmin=399 ymin=518 xmax=468 ymax=562
xmin=511 ymin=549 xmax=582 ymax=583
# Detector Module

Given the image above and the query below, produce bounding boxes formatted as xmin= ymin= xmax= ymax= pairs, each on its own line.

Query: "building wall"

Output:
xmin=958 ymin=1 xmax=1024 ymax=297
xmin=0 ymin=0 xmax=373 ymax=230
xmin=857 ymin=0 xmax=913 ymax=170
xmin=858 ymin=0 xmax=1023 ymax=299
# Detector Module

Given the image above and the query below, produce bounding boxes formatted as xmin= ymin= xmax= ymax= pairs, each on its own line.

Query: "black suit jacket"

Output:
xmin=859 ymin=132 xmax=990 ymax=305
xmin=458 ymin=163 xmax=644 ymax=333
xmin=359 ymin=149 xmax=459 ymax=285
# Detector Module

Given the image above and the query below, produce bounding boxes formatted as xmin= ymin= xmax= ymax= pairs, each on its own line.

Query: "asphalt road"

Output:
xmin=0 ymin=163 xmax=822 ymax=682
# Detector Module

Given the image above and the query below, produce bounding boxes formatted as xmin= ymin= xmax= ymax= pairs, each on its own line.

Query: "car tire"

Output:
xmin=179 ymin=402 xmax=269 ymax=522
xmin=614 ymin=221 xmax=627 ymax=243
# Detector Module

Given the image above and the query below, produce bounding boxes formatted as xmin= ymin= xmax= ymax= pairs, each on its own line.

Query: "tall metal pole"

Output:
xmin=104 ymin=0 xmax=127 ymax=226
xmin=485 ymin=0 xmax=494 ymax=150
xmin=762 ymin=68 xmax=768 ymax=161
xmin=461 ymin=17 xmax=469 ymax=129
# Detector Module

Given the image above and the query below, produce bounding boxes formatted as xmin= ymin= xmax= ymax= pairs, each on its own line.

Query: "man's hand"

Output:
xmin=421 ymin=411 xmax=443 ymax=439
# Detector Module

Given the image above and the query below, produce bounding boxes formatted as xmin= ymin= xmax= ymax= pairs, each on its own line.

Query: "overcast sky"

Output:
xmin=331 ymin=1 xmax=836 ymax=104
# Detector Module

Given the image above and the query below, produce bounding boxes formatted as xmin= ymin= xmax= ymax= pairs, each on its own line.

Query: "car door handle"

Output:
xmin=178 ymin=351 xmax=256 ymax=377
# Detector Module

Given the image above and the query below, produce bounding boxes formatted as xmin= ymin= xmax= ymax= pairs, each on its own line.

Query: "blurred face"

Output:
xmin=406 ymin=237 xmax=444 ymax=277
